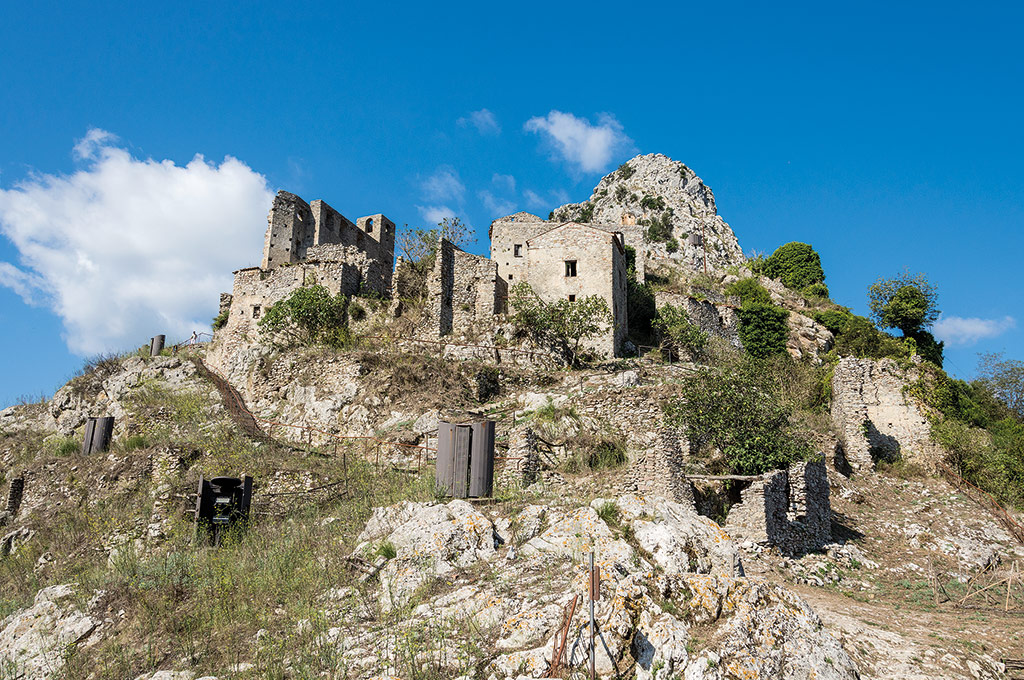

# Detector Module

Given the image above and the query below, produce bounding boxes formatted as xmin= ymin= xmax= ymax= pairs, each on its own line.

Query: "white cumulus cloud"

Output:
xmin=524 ymin=111 xmax=634 ymax=174
xmin=933 ymin=315 xmax=1016 ymax=346
xmin=419 ymin=166 xmax=465 ymax=203
xmin=0 ymin=128 xmax=274 ymax=356
xmin=417 ymin=205 xmax=456 ymax=225
xmin=457 ymin=109 xmax=501 ymax=135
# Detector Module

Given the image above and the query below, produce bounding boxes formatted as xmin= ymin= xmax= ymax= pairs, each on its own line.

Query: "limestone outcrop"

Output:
xmin=336 ymin=495 xmax=858 ymax=680
xmin=0 ymin=585 xmax=103 ymax=679
xmin=551 ymin=153 xmax=745 ymax=273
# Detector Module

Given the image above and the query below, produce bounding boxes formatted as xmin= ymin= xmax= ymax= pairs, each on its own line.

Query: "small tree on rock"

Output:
xmin=258 ymin=284 xmax=349 ymax=347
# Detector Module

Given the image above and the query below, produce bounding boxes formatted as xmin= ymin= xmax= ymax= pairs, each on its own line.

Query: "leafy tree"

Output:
xmin=663 ymin=359 xmax=811 ymax=475
xmin=802 ymin=282 xmax=830 ymax=299
xmin=977 ymin=352 xmax=1024 ymax=419
xmin=396 ymin=216 xmax=475 ymax=271
xmin=653 ymin=304 xmax=708 ymax=359
xmin=724 ymin=278 xmax=771 ymax=306
xmin=761 ymin=242 xmax=825 ymax=291
xmin=867 ymin=271 xmax=940 ymax=335
xmin=258 ymin=285 xmax=349 ymax=347
xmin=508 ymin=283 xmax=613 ymax=366
xmin=737 ymin=303 xmax=789 ymax=359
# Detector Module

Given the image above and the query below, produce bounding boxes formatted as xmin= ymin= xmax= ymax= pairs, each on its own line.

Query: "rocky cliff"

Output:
xmin=551 ymin=153 xmax=746 ymax=273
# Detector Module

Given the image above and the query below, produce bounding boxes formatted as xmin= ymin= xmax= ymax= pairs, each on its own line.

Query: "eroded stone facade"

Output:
xmin=653 ymin=291 xmax=741 ymax=348
xmin=423 ymin=239 xmax=507 ymax=338
xmin=831 ymin=356 xmax=945 ymax=472
xmin=724 ymin=458 xmax=831 ymax=555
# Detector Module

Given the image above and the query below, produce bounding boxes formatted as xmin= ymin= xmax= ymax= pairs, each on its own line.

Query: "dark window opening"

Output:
xmin=565 ymin=260 xmax=577 ymax=277
xmin=508 ymin=274 xmax=513 ymax=280
xmin=514 ymin=244 xmax=523 ymax=257
xmin=252 ymin=305 xmax=261 ymax=319
xmin=568 ymin=295 xmax=576 ymax=302
xmin=365 ymin=218 xmax=374 ymax=233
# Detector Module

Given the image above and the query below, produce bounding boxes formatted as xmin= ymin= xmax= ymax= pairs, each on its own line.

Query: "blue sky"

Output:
xmin=1 ymin=0 xmax=1021 ymax=404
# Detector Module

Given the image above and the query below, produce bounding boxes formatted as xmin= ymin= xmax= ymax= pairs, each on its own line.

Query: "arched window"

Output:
xmin=365 ymin=218 xmax=374 ymax=233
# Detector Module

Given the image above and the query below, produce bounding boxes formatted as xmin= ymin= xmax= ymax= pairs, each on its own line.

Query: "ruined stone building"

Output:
xmin=422 ymin=239 xmax=507 ymax=338
xmin=212 ymin=191 xmax=396 ymax=363
xmin=488 ymin=215 xmax=629 ymax=357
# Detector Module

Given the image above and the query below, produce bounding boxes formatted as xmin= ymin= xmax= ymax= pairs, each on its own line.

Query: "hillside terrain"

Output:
xmin=2 ymin=156 xmax=1024 ymax=680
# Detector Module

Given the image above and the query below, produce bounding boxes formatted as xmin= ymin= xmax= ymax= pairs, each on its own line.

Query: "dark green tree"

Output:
xmin=762 ymin=242 xmax=826 ymax=291
xmin=258 ymin=284 xmax=349 ymax=347
xmin=508 ymin=283 xmax=614 ymax=366
xmin=737 ymin=303 xmax=789 ymax=359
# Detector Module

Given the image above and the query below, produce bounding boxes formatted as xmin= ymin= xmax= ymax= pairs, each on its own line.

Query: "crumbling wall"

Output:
xmin=831 ymin=356 xmax=945 ymax=472
xmin=724 ymin=458 xmax=831 ymax=554
xmin=654 ymin=291 xmax=741 ymax=348
xmin=423 ymin=239 xmax=505 ymax=339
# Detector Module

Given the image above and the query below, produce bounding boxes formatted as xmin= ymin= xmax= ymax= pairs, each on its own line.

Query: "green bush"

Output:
xmin=737 ymin=304 xmax=789 ymax=359
xmin=802 ymin=282 xmax=830 ymax=299
xmin=653 ymin=304 xmax=708 ymax=358
xmin=616 ymin=162 xmax=635 ymax=180
xmin=663 ymin=359 xmax=811 ymax=475
xmin=624 ymin=246 xmax=656 ymax=340
xmin=868 ymin=272 xmax=940 ymax=335
xmin=211 ymin=309 xmax=229 ymax=331
xmin=811 ymin=309 xmax=853 ymax=335
xmin=258 ymin=285 xmax=350 ymax=348
xmin=724 ymin=278 xmax=771 ymax=306
xmin=761 ymin=242 xmax=825 ymax=291
xmin=831 ymin=315 xmax=910 ymax=361
xmin=508 ymin=283 xmax=613 ymax=366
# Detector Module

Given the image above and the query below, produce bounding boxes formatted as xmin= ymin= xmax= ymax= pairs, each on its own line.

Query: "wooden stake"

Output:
xmin=1007 ymin=562 xmax=1016 ymax=612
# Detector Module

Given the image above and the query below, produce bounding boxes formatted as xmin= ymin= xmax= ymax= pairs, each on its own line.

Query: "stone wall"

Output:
xmin=212 ymin=254 xmax=371 ymax=366
xmin=831 ymin=356 xmax=945 ymax=472
xmin=259 ymin=191 xmax=395 ymax=291
xmin=423 ymin=239 xmax=506 ymax=338
xmin=654 ymin=291 xmax=741 ymax=348
xmin=724 ymin=458 xmax=831 ymax=555
xmin=526 ymin=223 xmax=628 ymax=358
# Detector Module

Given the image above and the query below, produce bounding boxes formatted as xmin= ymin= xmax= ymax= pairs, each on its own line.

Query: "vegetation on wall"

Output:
xmin=724 ymin=278 xmax=771 ymax=306
xmin=663 ymin=356 xmax=812 ymax=475
xmin=737 ymin=303 xmax=790 ymax=359
xmin=867 ymin=270 xmax=944 ymax=366
xmin=653 ymin=304 xmax=708 ymax=359
xmin=211 ymin=308 xmax=229 ymax=331
xmin=624 ymin=246 xmax=656 ymax=342
xmin=508 ymin=283 xmax=613 ymax=367
xmin=258 ymin=284 xmax=350 ymax=348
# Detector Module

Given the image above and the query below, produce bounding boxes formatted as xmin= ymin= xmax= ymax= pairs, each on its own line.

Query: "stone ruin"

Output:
xmin=724 ymin=459 xmax=832 ymax=555
xmin=830 ymin=356 xmax=946 ymax=472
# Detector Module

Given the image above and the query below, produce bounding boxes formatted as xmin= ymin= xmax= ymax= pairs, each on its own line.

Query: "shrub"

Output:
xmin=643 ymin=210 xmax=674 ymax=243
xmin=811 ymin=309 xmax=853 ymax=335
xmin=802 ymin=282 xmax=830 ymax=299
xmin=211 ymin=309 xmax=229 ymax=331
xmin=624 ymin=246 xmax=656 ymax=340
xmin=122 ymin=434 xmax=149 ymax=451
xmin=52 ymin=437 xmax=79 ymax=457
xmin=977 ymin=352 xmax=1024 ymax=419
xmin=831 ymin=315 xmax=910 ymax=361
xmin=258 ymin=285 xmax=350 ymax=348
xmin=508 ymin=283 xmax=614 ymax=366
xmin=665 ymin=237 xmax=679 ymax=253
xmin=737 ymin=304 xmax=789 ymax=359
xmin=663 ymin=359 xmax=811 ymax=475
xmin=349 ymin=301 xmax=367 ymax=322
xmin=724 ymin=278 xmax=771 ymax=306
xmin=614 ymin=185 xmax=629 ymax=202
xmin=761 ymin=242 xmax=825 ymax=291
xmin=653 ymin=304 xmax=708 ymax=359
xmin=616 ymin=162 xmax=635 ymax=180
xmin=579 ymin=202 xmax=595 ymax=223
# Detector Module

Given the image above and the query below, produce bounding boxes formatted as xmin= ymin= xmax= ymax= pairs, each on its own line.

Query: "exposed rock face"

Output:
xmin=48 ymin=356 xmax=206 ymax=436
xmin=787 ymin=312 xmax=834 ymax=361
xmin=551 ymin=153 xmax=745 ymax=273
xmin=0 ymin=585 xmax=103 ymax=679
xmin=831 ymin=357 xmax=946 ymax=472
xmin=339 ymin=495 xmax=858 ymax=680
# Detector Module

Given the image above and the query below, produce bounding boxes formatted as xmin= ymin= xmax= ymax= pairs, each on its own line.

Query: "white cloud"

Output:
xmin=524 ymin=111 xmax=634 ymax=174
xmin=417 ymin=205 xmax=456 ymax=225
xmin=419 ymin=166 xmax=465 ymax=203
xmin=0 ymin=128 xmax=274 ymax=356
xmin=457 ymin=109 xmax=501 ymax=135
xmin=478 ymin=190 xmax=516 ymax=217
xmin=492 ymin=173 xmax=516 ymax=192
xmin=933 ymin=315 xmax=1016 ymax=346
xmin=523 ymin=190 xmax=547 ymax=209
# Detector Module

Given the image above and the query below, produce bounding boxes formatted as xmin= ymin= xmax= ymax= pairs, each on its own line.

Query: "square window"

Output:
xmin=568 ymin=295 xmax=576 ymax=302
xmin=252 ymin=305 xmax=261 ymax=319
xmin=514 ymin=244 xmax=523 ymax=257
xmin=564 ymin=260 xmax=577 ymax=277
xmin=508 ymin=274 xmax=513 ymax=280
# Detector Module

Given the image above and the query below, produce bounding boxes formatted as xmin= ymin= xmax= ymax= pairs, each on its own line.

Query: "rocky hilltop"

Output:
xmin=551 ymin=153 xmax=746 ymax=273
